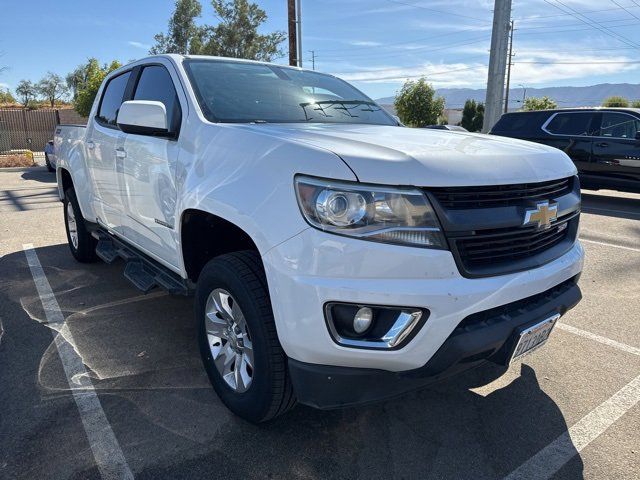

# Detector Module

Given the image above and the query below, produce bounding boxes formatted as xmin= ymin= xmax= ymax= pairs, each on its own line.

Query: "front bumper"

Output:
xmin=263 ymin=228 xmax=584 ymax=372
xmin=288 ymin=275 xmax=581 ymax=408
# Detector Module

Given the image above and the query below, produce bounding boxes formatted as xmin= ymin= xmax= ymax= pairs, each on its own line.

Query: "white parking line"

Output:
xmin=557 ymin=322 xmax=640 ymax=356
xmin=580 ymin=238 xmax=640 ymax=253
xmin=504 ymin=374 xmax=640 ymax=480
xmin=23 ymin=244 xmax=134 ymax=480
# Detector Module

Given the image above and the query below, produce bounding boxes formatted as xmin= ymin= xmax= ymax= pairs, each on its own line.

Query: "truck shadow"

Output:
xmin=20 ymin=166 xmax=57 ymax=184
xmin=0 ymin=244 xmax=583 ymax=480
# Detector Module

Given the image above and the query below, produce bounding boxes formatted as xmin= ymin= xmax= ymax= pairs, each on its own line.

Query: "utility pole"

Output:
xmin=287 ymin=0 xmax=297 ymax=66
xmin=309 ymin=50 xmax=315 ymax=70
xmin=482 ymin=0 xmax=512 ymax=132
xmin=296 ymin=0 xmax=303 ymax=67
xmin=504 ymin=20 xmax=514 ymax=114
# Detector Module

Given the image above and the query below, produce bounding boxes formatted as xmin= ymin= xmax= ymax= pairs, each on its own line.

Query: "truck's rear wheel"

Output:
xmin=63 ymin=188 xmax=97 ymax=263
xmin=196 ymin=251 xmax=296 ymax=423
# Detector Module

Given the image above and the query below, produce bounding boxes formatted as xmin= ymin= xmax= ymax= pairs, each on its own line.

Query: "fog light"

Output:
xmin=353 ymin=307 xmax=373 ymax=334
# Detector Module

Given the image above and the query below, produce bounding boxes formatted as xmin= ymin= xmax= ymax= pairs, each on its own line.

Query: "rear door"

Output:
xmin=119 ymin=63 xmax=184 ymax=269
xmin=541 ymin=111 xmax=598 ymax=174
xmin=86 ymin=70 xmax=132 ymax=231
xmin=591 ymin=111 xmax=640 ymax=185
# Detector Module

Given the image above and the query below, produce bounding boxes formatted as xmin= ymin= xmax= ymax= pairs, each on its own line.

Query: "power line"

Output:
xmin=542 ymin=0 xmax=640 ymax=50
xmin=516 ymin=60 xmax=640 ymax=64
xmin=609 ymin=0 xmax=640 ymax=21
xmin=517 ymin=4 xmax=640 ymax=21
xmin=517 ymin=20 xmax=639 ymax=36
xmin=382 ymin=0 xmax=491 ymax=23
xmin=338 ymin=64 xmax=486 ymax=83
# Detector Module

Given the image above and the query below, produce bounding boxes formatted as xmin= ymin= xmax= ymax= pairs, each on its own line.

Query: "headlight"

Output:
xmin=294 ymin=176 xmax=446 ymax=248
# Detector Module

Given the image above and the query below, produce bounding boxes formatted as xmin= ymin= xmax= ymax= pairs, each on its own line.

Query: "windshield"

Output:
xmin=183 ymin=59 xmax=396 ymax=125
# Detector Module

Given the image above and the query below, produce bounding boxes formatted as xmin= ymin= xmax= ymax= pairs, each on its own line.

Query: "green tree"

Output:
xmin=459 ymin=99 xmax=484 ymax=132
xmin=472 ymin=102 xmax=484 ymax=132
xmin=15 ymin=80 xmax=36 ymax=107
xmin=602 ymin=96 xmax=629 ymax=107
xmin=73 ymin=59 xmax=122 ymax=117
xmin=37 ymin=72 xmax=68 ymax=107
xmin=150 ymin=0 xmax=202 ymax=55
xmin=522 ymin=96 xmax=557 ymax=111
xmin=632 ymin=100 xmax=640 ymax=108
xmin=151 ymin=0 xmax=285 ymax=61
xmin=66 ymin=60 xmax=96 ymax=100
xmin=0 ymin=87 xmax=16 ymax=104
xmin=394 ymin=78 xmax=445 ymax=128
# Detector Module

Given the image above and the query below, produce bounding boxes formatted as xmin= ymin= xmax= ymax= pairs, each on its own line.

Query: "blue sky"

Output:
xmin=1 ymin=0 xmax=640 ymax=102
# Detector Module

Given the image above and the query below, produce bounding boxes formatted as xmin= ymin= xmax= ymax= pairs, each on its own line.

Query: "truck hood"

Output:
xmin=243 ymin=123 xmax=577 ymax=186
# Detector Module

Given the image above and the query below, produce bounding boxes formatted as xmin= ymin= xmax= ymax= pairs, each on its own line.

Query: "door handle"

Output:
xmin=115 ymin=148 xmax=127 ymax=159
xmin=596 ymin=142 xmax=609 ymax=148
xmin=86 ymin=140 xmax=95 ymax=150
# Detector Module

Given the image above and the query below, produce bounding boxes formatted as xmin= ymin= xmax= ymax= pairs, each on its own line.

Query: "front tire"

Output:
xmin=196 ymin=251 xmax=296 ymax=423
xmin=63 ymin=188 xmax=97 ymax=263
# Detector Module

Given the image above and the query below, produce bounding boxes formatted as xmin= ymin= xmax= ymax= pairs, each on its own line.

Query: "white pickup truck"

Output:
xmin=54 ymin=54 xmax=584 ymax=422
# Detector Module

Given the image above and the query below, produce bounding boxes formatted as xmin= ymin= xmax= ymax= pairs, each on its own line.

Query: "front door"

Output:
xmin=119 ymin=64 xmax=182 ymax=269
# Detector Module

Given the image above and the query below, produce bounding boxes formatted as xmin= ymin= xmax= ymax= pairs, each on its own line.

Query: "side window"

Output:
xmin=97 ymin=71 xmax=131 ymax=126
xmin=545 ymin=113 xmax=594 ymax=136
xmin=133 ymin=65 xmax=181 ymax=134
xmin=599 ymin=113 xmax=640 ymax=139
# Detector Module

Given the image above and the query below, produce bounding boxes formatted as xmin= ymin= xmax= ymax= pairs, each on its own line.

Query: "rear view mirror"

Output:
xmin=117 ymin=100 xmax=170 ymax=137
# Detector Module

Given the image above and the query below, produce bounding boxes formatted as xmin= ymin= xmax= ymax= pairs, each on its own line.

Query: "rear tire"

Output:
xmin=196 ymin=251 xmax=296 ymax=423
xmin=63 ymin=188 xmax=97 ymax=263
xmin=45 ymin=153 xmax=55 ymax=172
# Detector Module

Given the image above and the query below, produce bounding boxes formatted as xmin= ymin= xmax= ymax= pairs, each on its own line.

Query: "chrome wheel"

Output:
xmin=66 ymin=202 xmax=78 ymax=249
xmin=205 ymin=288 xmax=254 ymax=393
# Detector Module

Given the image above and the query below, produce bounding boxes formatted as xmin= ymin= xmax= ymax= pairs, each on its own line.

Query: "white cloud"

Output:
xmin=128 ymin=41 xmax=151 ymax=51
xmin=350 ymin=40 xmax=383 ymax=47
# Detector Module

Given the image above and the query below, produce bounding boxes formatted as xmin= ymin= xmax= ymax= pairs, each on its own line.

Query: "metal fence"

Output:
xmin=0 ymin=109 xmax=60 ymax=152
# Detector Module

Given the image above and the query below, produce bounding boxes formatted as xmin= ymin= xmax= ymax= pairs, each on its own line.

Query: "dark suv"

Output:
xmin=490 ymin=108 xmax=640 ymax=193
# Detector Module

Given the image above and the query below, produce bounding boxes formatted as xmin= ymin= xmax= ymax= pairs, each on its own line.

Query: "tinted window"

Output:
xmin=97 ymin=72 xmax=131 ymax=126
xmin=599 ymin=112 xmax=640 ymax=139
xmin=183 ymin=59 xmax=396 ymax=125
xmin=133 ymin=65 xmax=180 ymax=133
xmin=545 ymin=113 xmax=594 ymax=136
xmin=491 ymin=112 xmax=542 ymax=133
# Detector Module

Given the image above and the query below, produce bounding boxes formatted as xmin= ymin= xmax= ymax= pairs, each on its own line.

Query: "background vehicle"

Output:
xmin=44 ymin=140 xmax=55 ymax=172
xmin=490 ymin=108 xmax=640 ymax=193
xmin=54 ymin=55 xmax=583 ymax=422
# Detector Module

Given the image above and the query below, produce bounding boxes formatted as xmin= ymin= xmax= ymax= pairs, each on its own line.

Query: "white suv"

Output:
xmin=54 ymin=55 xmax=584 ymax=422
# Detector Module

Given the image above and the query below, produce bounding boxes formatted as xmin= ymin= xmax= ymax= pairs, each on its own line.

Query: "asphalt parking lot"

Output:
xmin=0 ymin=166 xmax=638 ymax=480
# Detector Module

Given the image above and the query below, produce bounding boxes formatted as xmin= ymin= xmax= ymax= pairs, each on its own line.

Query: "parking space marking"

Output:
xmin=557 ymin=322 xmax=640 ymax=356
xmin=580 ymin=238 xmax=640 ymax=253
xmin=504 ymin=373 xmax=640 ymax=480
xmin=23 ymin=244 xmax=134 ymax=480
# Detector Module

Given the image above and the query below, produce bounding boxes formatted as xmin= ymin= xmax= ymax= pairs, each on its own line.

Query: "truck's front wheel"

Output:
xmin=63 ymin=189 xmax=97 ymax=263
xmin=196 ymin=251 xmax=296 ymax=423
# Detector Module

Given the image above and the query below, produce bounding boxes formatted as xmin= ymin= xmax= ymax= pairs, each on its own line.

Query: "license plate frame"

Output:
xmin=510 ymin=313 xmax=560 ymax=363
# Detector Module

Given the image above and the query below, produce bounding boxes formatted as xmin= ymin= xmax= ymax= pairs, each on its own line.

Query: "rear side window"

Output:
xmin=544 ymin=113 xmax=594 ymax=136
xmin=491 ymin=113 xmax=537 ymax=133
xmin=133 ymin=65 xmax=181 ymax=134
xmin=97 ymin=72 xmax=131 ymax=126
xmin=599 ymin=113 xmax=640 ymax=139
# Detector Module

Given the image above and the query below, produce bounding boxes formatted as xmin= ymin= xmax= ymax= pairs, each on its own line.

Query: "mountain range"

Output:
xmin=376 ymin=83 xmax=640 ymax=110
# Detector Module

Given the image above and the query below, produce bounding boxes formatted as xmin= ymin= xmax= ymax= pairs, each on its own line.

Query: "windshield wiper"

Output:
xmin=299 ymin=100 xmax=382 ymax=121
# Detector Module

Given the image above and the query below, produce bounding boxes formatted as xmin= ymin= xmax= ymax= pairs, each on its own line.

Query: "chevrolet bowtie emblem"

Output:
xmin=523 ymin=201 xmax=558 ymax=229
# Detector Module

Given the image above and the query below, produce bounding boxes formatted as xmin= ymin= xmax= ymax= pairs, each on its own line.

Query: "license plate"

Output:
xmin=510 ymin=314 xmax=560 ymax=363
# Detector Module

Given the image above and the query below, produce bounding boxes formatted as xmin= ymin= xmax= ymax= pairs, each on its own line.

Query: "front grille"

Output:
xmin=453 ymin=211 xmax=577 ymax=267
xmin=430 ymin=177 xmax=572 ymax=209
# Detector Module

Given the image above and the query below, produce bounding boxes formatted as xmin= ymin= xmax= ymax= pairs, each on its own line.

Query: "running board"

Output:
xmin=92 ymin=230 xmax=193 ymax=296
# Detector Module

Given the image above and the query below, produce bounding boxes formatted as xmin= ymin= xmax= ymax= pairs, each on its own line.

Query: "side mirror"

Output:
xmin=635 ymin=131 xmax=640 ymax=141
xmin=117 ymin=100 xmax=170 ymax=137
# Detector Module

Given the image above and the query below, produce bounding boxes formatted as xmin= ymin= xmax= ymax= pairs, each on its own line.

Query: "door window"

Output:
xmin=133 ymin=65 xmax=181 ymax=134
xmin=544 ymin=112 xmax=595 ymax=136
xmin=599 ymin=113 xmax=640 ymax=139
xmin=97 ymin=71 xmax=131 ymax=126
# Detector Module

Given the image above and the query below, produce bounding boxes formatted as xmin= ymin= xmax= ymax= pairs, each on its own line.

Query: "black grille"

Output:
xmin=430 ymin=177 xmax=572 ymax=209
xmin=454 ymin=212 xmax=576 ymax=267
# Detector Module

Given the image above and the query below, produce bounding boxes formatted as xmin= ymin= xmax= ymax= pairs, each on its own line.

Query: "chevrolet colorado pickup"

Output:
xmin=55 ymin=55 xmax=584 ymax=422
